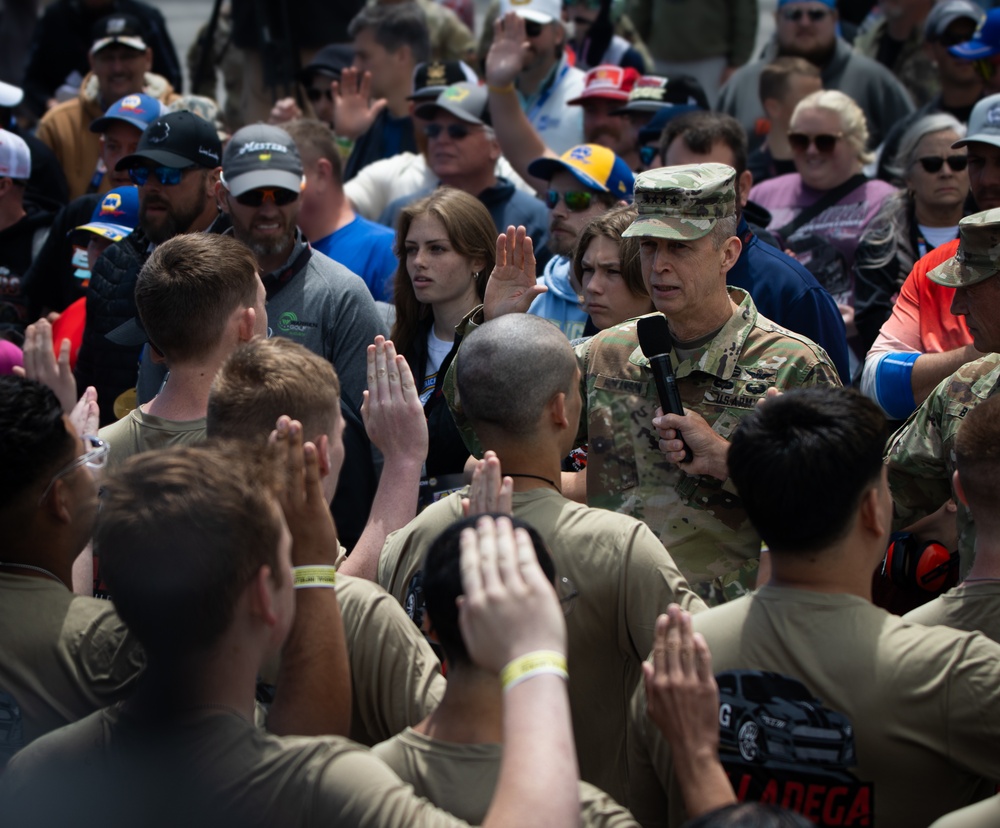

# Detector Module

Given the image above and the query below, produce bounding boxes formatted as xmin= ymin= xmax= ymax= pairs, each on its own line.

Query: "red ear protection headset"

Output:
xmin=882 ymin=532 xmax=959 ymax=593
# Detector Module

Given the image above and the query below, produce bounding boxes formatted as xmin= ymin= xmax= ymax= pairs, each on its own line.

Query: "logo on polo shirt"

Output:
xmin=278 ymin=311 xmax=318 ymax=335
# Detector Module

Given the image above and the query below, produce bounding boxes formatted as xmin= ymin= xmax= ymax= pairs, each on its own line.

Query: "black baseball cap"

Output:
xmin=116 ymin=111 xmax=222 ymax=170
xmin=299 ymin=43 xmax=354 ymax=84
xmin=90 ymin=14 xmax=148 ymax=55
xmin=408 ymin=60 xmax=478 ymax=101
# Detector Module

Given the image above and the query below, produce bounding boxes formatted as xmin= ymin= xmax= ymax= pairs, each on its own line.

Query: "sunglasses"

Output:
xmin=546 ymin=189 xmax=594 ymax=211
xmin=306 ymin=86 xmax=332 ymax=103
xmin=232 ymin=187 xmax=300 ymax=207
xmin=563 ymin=0 xmax=602 ymax=8
xmin=524 ymin=19 xmax=546 ymax=37
xmin=39 ymin=435 xmax=108 ymax=504
xmin=424 ymin=122 xmax=480 ymax=140
xmin=788 ymin=132 xmax=842 ymax=153
xmin=914 ymin=155 xmax=968 ymax=173
xmin=128 ymin=165 xmax=194 ymax=186
xmin=780 ymin=7 xmax=832 ymax=22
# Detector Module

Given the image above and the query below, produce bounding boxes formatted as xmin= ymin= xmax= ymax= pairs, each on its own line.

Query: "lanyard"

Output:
xmin=263 ymin=245 xmax=313 ymax=300
xmin=525 ymin=62 xmax=570 ymax=124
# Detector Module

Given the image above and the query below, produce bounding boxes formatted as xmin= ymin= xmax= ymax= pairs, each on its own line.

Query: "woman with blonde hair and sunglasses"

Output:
xmin=750 ymin=89 xmax=896 ymax=366
xmin=391 ymin=187 xmax=495 ymax=503
xmin=854 ymin=113 xmax=970 ymax=356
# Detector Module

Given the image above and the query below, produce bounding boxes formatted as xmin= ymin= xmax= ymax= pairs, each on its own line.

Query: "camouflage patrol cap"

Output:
xmin=929 ymin=207 xmax=1000 ymax=287
xmin=622 ymin=163 xmax=736 ymax=241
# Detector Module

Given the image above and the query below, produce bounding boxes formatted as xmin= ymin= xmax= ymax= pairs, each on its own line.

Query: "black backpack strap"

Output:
xmin=775 ymin=173 xmax=869 ymax=241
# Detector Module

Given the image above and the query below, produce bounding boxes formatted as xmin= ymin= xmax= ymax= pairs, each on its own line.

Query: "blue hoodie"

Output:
xmin=527 ymin=255 xmax=588 ymax=340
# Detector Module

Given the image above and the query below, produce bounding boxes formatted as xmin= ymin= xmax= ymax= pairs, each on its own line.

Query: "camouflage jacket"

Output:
xmin=447 ymin=290 xmax=840 ymax=603
xmin=885 ymin=353 xmax=1000 ymax=570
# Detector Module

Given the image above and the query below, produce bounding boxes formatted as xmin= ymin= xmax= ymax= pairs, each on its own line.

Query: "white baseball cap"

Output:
xmin=0 ymin=81 xmax=23 ymax=109
xmin=500 ymin=0 xmax=561 ymax=24
xmin=0 ymin=129 xmax=30 ymax=180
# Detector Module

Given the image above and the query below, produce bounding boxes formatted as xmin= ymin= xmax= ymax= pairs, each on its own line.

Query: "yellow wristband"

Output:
xmin=500 ymin=650 xmax=568 ymax=691
xmin=488 ymin=82 xmax=515 ymax=95
xmin=293 ymin=565 xmax=337 ymax=589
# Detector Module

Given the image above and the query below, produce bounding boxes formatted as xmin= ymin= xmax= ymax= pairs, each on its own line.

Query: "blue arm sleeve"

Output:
xmin=872 ymin=352 xmax=919 ymax=420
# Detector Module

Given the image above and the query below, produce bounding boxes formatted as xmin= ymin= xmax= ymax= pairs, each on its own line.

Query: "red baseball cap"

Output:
xmin=567 ymin=66 xmax=639 ymax=106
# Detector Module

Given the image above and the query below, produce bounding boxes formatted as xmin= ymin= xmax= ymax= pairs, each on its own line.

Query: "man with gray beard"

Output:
xmin=217 ymin=124 xmax=384 ymax=409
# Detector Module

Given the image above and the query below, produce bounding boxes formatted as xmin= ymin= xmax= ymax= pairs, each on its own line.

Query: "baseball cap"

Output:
xmin=952 ymin=93 xmax=1000 ymax=149
xmin=299 ymin=43 xmax=354 ymax=84
xmin=70 ymin=186 xmax=140 ymax=244
xmin=500 ymin=0 xmax=561 ymax=24
xmin=950 ymin=8 xmax=1000 ymax=60
xmin=0 ymin=129 xmax=30 ymax=180
xmin=567 ymin=66 xmax=640 ymax=106
xmin=90 ymin=14 xmax=147 ymax=55
xmin=623 ymin=163 xmax=736 ymax=241
xmin=116 ymin=111 xmax=222 ymax=170
xmin=528 ymin=144 xmax=634 ymax=198
xmin=929 ymin=207 xmax=1000 ymax=287
xmin=408 ymin=60 xmax=479 ymax=101
xmin=415 ymin=82 xmax=489 ymax=125
xmin=221 ymin=124 xmax=304 ymax=197
xmin=90 ymin=93 xmax=165 ymax=134
xmin=926 ymin=0 xmax=985 ymax=41
xmin=0 ymin=80 xmax=24 ymax=109
xmin=611 ymin=75 xmax=710 ymax=116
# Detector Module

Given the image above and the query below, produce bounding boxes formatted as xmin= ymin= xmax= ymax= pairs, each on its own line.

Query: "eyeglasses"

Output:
xmin=524 ymin=19 xmax=546 ymax=37
xmin=788 ymin=132 xmax=842 ymax=153
xmin=39 ymin=435 xmax=108 ymax=504
xmin=424 ymin=122 xmax=481 ymax=140
xmin=780 ymin=7 xmax=832 ymax=22
xmin=128 ymin=165 xmax=195 ymax=186
xmin=546 ymin=189 xmax=594 ymax=211
xmin=914 ymin=155 xmax=968 ymax=173
xmin=557 ymin=575 xmax=579 ymax=616
xmin=639 ymin=145 xmax=659 ymax=167
xmin=232 ymin=187 xmax=300 ymax=207
xmin=306 ymin=86 xmax=332 ymax=103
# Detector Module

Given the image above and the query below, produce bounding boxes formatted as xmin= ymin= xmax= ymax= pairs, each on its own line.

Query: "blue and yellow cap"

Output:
xmin=527 ymin=144 xmax=634 ymax=199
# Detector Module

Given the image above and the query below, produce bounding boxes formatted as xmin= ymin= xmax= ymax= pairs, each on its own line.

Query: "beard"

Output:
xmin=230 ymin=209 xmax=296 ymax=261
xmin=778 ymin=37 xmax=837 ymax=67
xmin=140 ymin=194 xmax=208 ymax=245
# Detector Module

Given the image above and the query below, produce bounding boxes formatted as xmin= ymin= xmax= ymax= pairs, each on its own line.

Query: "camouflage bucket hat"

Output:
xmin=622 ymin=163 xmax=736 ymax=241
xmin=928 ymin=207 xmax=1000 ymax=287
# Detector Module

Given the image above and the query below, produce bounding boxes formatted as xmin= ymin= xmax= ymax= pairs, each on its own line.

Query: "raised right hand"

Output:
xmin=484 ymin=225 xmax=546 ymax=320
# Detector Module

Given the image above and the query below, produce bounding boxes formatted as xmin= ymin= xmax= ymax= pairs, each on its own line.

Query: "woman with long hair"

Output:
xmin=854 ymin=113 xmax=969 ymax=354
xmin=391 ymin=187 xmax=495 ymax=495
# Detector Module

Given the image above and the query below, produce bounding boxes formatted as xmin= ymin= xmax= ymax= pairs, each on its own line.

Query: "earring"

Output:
xmin=473 ymin=271 xmax=480 ymax=279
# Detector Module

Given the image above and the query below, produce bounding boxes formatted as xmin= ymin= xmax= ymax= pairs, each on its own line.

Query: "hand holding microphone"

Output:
xmin=637 ymin=315 xmax=693 ymax=464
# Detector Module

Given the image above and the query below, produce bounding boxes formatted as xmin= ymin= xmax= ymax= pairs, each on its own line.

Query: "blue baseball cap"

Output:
xmin=950 ymin=6 xmax=1000 ymax=59
xmin=90 ymin=93 xmax=165 ymax=134
xmin=527 ymin=144 xmax=635 ymax=199
xmin=69 ymin=186 xmax=139 ymax=243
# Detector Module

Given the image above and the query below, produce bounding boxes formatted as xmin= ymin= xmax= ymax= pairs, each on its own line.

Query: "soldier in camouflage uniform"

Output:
xmin=449 ymin=163 xmax=840 ymax=604
xmin=886 ymin=207 xmax=1000 ymax=572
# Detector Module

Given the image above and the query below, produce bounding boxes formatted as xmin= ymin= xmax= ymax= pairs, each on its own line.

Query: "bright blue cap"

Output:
xmin=777 ymin=0 xmax=836 ymax=8
xmin=950 ymin=7 xmax=1000 ymax=59
xmin=89 ymin=93 xmax=165 ymax=134
xmin=70 ymin=186 xmax=139 ymax=243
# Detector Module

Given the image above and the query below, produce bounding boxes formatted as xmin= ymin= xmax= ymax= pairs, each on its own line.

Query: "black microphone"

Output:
xmin=637 ymin=314 xmax=692 ymax=463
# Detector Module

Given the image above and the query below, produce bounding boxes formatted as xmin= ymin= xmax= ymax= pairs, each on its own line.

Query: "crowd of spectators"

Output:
xmin=2 ymin=0 xmax=1000 ymax=826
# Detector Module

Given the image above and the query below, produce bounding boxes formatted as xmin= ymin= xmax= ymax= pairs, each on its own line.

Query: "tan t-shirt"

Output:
xmin=0 ymin=574 xmax=144 ymax=766
xmin=904 ymin=581 xmax=1000 ymax=644
xmin=337 ymin=574 xmax=445 ymax=746
xmin=931 ymin=794 xmax=1000 ymax=828
xmin=373 ymin=726 xmax=639 ymax=826
xmin=627 ymin=585 xmax=1000 ymax=827
xmin=98 ymin=408 xmax=207 ymax=469
xmin=379 ymin=486 xmax=706 ymax=804
xmin=2 ymin=706 xmax=475 ymax=826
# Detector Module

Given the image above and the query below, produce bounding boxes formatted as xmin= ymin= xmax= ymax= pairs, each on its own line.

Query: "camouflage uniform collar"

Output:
xmin=627 ymin=288 xmax=756 ymax=381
